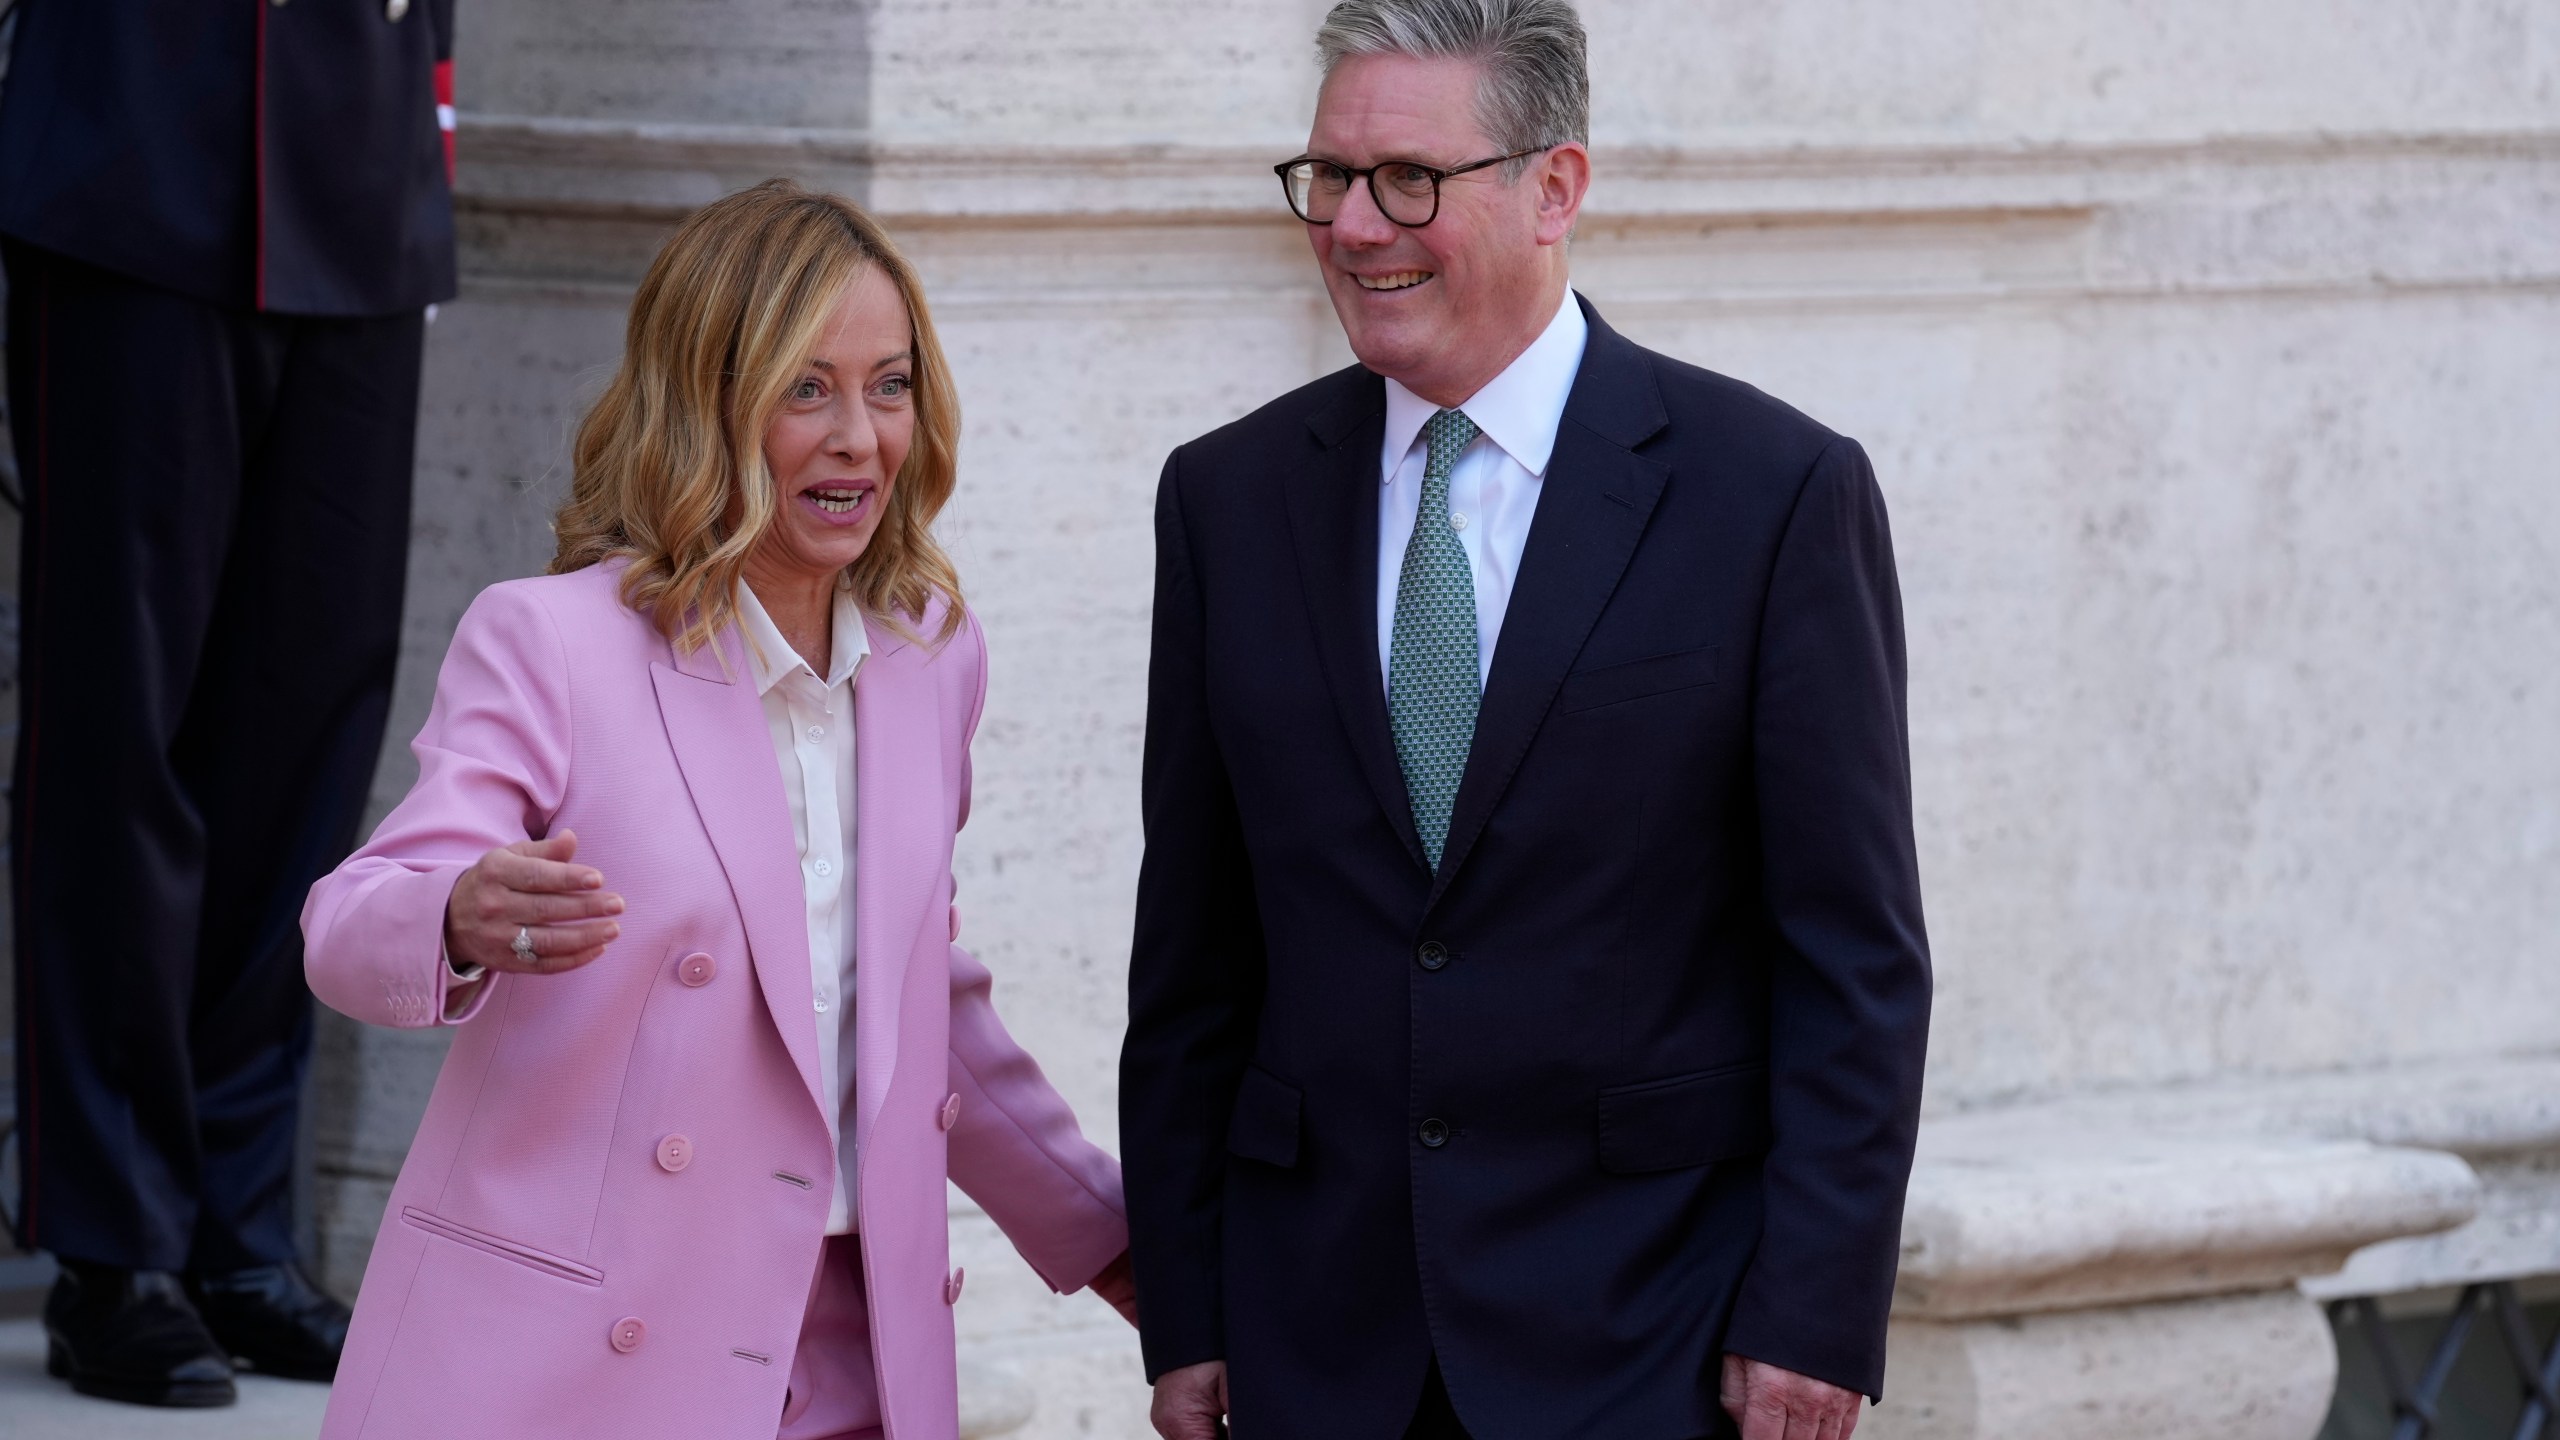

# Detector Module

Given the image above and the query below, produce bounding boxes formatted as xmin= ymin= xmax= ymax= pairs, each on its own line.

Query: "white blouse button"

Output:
xmin=813 ymin=858 xmax=833 ymax=877
xmin=806 ymin=725 xmax=825 ymax=742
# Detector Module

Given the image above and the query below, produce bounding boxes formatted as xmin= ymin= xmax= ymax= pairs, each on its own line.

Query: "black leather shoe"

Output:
xmin=186 ymin=1261 xmax=352 ymax=1381
xmin=43 ymin=1261 xmax=238 ymax=1408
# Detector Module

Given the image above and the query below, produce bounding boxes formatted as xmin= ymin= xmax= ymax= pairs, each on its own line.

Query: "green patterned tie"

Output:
xmin=1389 ymin=407 xmax=1484 ymax=870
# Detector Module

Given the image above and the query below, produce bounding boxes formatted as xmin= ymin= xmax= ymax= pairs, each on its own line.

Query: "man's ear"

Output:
xmin=1535 ymin=142 xmax=1592 ymax=247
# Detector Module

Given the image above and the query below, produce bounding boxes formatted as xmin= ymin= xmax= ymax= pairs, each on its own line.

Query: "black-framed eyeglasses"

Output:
xmin=1275 ymin=148 xmax=1549 ymax=227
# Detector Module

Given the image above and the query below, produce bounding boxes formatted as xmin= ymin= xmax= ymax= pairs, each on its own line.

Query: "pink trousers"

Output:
xmin=777 ymin=1234 xmax=885 ymax=1440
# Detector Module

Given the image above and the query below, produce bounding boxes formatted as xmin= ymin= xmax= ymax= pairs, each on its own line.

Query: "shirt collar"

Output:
xmin=734 ymin=579 xmax=871 ymax=696
xmin=1379 ymin=288 xmax=1590 ymax=485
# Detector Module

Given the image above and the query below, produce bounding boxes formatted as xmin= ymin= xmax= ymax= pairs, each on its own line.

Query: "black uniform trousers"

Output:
xmin=4 ymin=240 xmax=420 ymax=1272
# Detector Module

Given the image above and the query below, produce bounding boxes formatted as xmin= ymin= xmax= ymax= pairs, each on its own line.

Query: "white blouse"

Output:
xmin=735 ymin=581 xmax=870 ymax=1234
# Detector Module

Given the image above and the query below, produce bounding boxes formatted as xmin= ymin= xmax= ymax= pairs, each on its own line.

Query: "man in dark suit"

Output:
xmin=1120 ymin=3 xmax=1931 ymax=1437
xmin=0 ymin=0 xmax=457 ymax=1408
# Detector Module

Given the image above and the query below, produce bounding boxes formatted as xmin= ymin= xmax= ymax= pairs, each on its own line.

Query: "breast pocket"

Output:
xmin=1558 ymin=645 xmax=1719 ymax=715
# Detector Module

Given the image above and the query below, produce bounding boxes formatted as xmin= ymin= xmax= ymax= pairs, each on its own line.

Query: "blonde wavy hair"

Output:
xmin=551 ymin=179 xmax=964 ymax=652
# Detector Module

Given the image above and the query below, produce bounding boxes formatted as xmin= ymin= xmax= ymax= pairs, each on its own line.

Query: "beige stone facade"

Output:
xmin=271 ymin=3 xmax=2560 ymax=1437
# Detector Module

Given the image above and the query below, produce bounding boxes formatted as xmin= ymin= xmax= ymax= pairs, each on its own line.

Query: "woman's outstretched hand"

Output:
xmin=444 ymin=831 xmax=624 ymax=975
xmin=1088 ymin=1250 xmax=1140 ymax=1328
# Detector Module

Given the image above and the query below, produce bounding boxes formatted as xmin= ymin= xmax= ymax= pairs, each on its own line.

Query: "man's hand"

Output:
xmin=1150 ymin=1359 xmax=1229 ymax=1440
xmin=1086 ymin=1250 xmax=1140 ymax=1328
xmin=1721 ymin=1354 xmax=1862 ymax=1440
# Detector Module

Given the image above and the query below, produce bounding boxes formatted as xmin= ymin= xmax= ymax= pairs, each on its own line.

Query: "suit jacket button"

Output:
xmin=1416 ymin=941 xmax=1449 ymax=971
xmin=610 ymin=1316 xmax=646 ymax=1353
xmin=655 ymin=1134 xmax=693 ymax=1173
xmin=1418 ymin=1118 xmax=1450 ymax=1148
xmin=939 ymin=1094 xmax=962 ymax=1131
xmin=943 ymin=1268 xmax=966 ymax=1305
xmin=385 ymin=0 xmax=408 ymax=16
xmin=677 ymin=952 xmax=716 ymax=987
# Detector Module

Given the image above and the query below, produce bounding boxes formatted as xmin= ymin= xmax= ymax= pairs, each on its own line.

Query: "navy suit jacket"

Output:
xmin=1121 ymin=300 xmax=1932 ymax=1439
xmin=0 ymin=0 xmax=457 ymax=316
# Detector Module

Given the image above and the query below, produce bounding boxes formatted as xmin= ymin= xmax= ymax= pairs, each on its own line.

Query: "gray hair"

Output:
xmin=1315 ymin=0 xmax=1589 ymax=173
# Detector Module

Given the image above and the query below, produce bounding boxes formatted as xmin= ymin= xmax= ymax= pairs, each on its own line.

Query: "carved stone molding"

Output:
xmin=451 ymin=116 xmax=2560 ymax=309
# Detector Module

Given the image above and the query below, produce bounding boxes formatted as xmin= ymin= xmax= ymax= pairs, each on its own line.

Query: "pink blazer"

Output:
xmin=303 ymin=563 xmax=1127 ymax=1440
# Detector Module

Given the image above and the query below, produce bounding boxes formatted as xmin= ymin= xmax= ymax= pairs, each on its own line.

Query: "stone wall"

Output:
xmin=288 ymin=3 xmax=2560 ymax=1437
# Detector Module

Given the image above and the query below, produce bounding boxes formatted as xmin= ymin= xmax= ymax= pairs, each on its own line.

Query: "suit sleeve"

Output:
xmin=942 ymin=613 xmax=1132 ymax=1294
xmin=947 ymin=940 xmax=1130 ymax=1293
xmin=1722 ymin=435 xmax=1932 ymax=1400
xmin=302 ymin=583 xmax=572 ymax=1030
xmin=1118 ymin=451 xmax=1269 ymax=1381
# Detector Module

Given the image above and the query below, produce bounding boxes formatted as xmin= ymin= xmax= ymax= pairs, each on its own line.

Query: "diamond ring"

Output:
xmin=512 ymin=926 xmax=538 ymax=965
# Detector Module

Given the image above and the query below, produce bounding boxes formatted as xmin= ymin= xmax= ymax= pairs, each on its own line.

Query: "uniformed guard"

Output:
xmin=0 ymin=0 xmax=459 ymax=1408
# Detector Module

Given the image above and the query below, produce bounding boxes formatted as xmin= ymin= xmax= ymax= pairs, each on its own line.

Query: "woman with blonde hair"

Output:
xmin=303 ymin=179 xmax=1134 ymax=1440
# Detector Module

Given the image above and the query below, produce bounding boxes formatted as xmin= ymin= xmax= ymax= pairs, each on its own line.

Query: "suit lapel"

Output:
xmin=1432 ymin=306 xmax=1672 ymax=905
xmin=652 ymin=629 xmax=827 ymax=1123
xmin=1283 ymin=374 xmax=1432 ymax=876
xmin=850 ymin=616 xmax=932 ymax=1139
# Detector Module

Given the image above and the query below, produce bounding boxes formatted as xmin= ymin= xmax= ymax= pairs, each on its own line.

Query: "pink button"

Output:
xmin=938 ymin=1094 xmax=962 ymax=1132
xmin=610 ymin=1316 xmax=646 ymax=1353
xmin=943 ymin=1268 xmax=965 ymax=1306
xmin=655 ymin=1134 xmax=693 ymax=1173
xmin=677 ymin=953 xmax=716 ymax=987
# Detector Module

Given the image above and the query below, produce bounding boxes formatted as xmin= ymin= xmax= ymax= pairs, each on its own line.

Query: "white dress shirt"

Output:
xmin=1376 ymin=288 xmax=1590 ymax=687
xmin=736 ymin=581 xmax=870 ymax=1235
